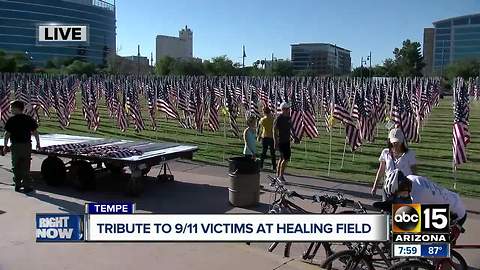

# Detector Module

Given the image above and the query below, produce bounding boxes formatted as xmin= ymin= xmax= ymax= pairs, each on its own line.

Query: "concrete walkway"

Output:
xmin=0 ymin=154 xmax=478 ymax=270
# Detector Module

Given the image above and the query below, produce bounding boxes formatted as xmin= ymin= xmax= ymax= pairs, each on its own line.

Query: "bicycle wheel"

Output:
xmin=321 ymin=250 xmax=375 ymax=270
xmin=302 ymin=210 xmax=359 ymax=261
xmin=448 ymin=250 xmax=468 ymax=270
xmin=387 ymin=260 xmax=434 ymax=270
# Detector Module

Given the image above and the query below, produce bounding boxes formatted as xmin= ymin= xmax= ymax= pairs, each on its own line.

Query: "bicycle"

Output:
xmin=320 ymin=201 xmax=398 ymax=270
xmin=266 ymin=175 xmax=314 ymax=258
xmin=301 ymin=193 xmax=359 ymax=261
xmin=266 ymin=175 xmax=360 ymax=259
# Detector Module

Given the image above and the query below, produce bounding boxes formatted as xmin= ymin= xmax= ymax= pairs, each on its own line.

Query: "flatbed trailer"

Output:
xmin=25 ymin=134 xmax=198 ymax=196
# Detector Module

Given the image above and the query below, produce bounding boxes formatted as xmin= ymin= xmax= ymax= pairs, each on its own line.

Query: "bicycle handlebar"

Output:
xmin=313 ymin=194 xmax=354 ymax=207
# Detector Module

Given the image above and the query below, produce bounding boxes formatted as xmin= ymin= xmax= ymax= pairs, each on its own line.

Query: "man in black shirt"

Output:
xmin=3 ymin=100 xmax=40 ymax=193
xmin=273 ymin=102 xmax=299 ymax=183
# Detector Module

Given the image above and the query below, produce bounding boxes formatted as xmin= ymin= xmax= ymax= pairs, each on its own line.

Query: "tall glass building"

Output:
xmin=423 ymin=13 xmax=480 ymax=75
xmin=0 ymin=0 xmax=116 ymax=66
xmin=291 ymin=43 xmax=351 ymax=75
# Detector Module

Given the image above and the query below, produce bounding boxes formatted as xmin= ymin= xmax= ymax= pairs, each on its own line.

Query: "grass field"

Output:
xmin=38 ymin=96 xmax=480 ymax=197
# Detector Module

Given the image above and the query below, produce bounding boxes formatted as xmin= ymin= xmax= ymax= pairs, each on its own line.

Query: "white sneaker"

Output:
xmin=277 ymin=176 xmax=286 ymax=185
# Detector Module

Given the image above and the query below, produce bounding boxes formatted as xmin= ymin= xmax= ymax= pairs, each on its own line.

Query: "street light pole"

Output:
xmin=360 ymin=57 xmax=364 ymax=78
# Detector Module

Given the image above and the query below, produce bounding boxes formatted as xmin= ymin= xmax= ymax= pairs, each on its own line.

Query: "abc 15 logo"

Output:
xmin=392 ymin=204 xmax=450 ymax=233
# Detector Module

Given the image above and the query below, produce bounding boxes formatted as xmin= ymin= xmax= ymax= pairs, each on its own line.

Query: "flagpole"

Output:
xmin=341 ymin=81 xmax=357 ymax=169
xmin=327 ymin=80 xmax=335 ymax=177
xmin=452 ymin=82 xmax=457 ymax=190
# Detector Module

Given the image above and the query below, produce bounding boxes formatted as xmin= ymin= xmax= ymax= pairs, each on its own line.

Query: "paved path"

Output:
xmin=0 ymin=154 xmax=478 ymax=270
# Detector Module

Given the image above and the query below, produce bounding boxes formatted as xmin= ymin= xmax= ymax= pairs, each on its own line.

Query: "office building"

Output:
xmin=156 ymin=26 xmax=193 ymax=62
xmin=291 ymin=43 xmax=351 ymax=75
xmin=0 ymin=0 xmax=116 ymax=66
xmin=125 ymin=56 xmax=149 ymax=66
xmin=423 ymin=13 xmax=480 ymax=75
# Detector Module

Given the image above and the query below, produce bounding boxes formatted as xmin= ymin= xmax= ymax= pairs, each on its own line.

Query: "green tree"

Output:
xmin=393 ymin=39 xmax=425 ymax=77
xmin=271 ymin=60 xmax=294 ymax=76
xmin=171 ymin=59 xmax=205 ymax=75
xmin=204 ymin=56 xmax=236 ymax=75
xmin=65 ymin=60 xmax=96 ymax=75
xmin=245 ymin=66 xmax=266 ymax=76
xmin=155 ymin=56 xmax=175 ymax=75
xmin=352 ymin=66 xmax=371 ymax=77
xmin=444 ymin=59 xmax=480 ymax=80
xmin=11 ymin=53 xmax=34 ymax=73
xmin=381 ymin=58 xmax=399 ymax=77
xmin=0 ymin=50 xmax=16 ymax=72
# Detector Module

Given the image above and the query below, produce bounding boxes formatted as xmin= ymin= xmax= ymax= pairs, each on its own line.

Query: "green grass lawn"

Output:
xmin=38 ymin=96 xmax=480 ymax=197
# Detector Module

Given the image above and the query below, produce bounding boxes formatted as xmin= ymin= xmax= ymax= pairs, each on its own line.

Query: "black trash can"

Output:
xmin=228 ymin=157 xmax=260 ymax=207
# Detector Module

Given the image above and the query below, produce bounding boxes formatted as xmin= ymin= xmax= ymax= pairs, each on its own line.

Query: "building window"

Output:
xmin=454 ymin=40 xmax=480 ymax=47
xmin=453 ymin=18 xmax=469 ymax=25
xmin=435 ymin=34 xmax=451 ymax=41
xmin=435 ymin=21 xmax=451 ymax=28
xmin=471 ymin=15 xmax=480 ymax=25
xmin=455 ymin=27 xmax=480 ymax=34
xmin=453 ymin=46 xmax=480 ymax=53
xmin=435 ymin=40 xmax=451 ymax=48
xmin=436 ymin=28 xmax=451 ymax=34
xmin=454 ymin=33 xmax=480 ymax=40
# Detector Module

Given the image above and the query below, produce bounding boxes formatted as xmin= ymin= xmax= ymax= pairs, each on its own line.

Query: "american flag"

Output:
xmin=116 ymin=85 xmax=128 ymax=132
xmin=346 ymin=123 xmax=362 ymax=152
xmin=145 ymin=81 xmax=157 ymax=131
xmin=157 ymin=82 xmax=180 ymax=120
xmin=0 ymin=77 xmax=10 ymax=125
xmin=52 ymin=80 xmax=69 ymax=128
xmin=194 ymin=86 xmax=205 ymax=132
xmin=290 ymin=83 xmax=304 ymax=140
xmin=390 ymin=83 xmax=419 ymax=143
xmin=37 ymin=78 xmax=50 ymax=118
xmin=474 ymin=77 xmax=479 ymax=101
xmin=359 ymin=88 xmax=376 ymax=143
xmin=225 ymin=85 xmax=240 ymax=137
xmin=345 ymin=87 xmax=362 ymax=151
xmin=332 ymin=87 xmax=351 ymax=124
xmin=208 ymin=90 xmax=220 ymax=132
xmin=81 ymin=78 xmax=100 ymax=131
xmin=67 ymin=78 xmax=77 ymax=117
xmin=125 ymin=81 xmax=145 ymax=132
xmin=249 ymin=85 xmax=260 ymax=118
xmin=322 ymin=84 xmax=331 ymax=132
xmin=453 ymin=78 xmax=470 ymax=165
xmin=259 ymin=82 xmax=269 ymax=109
xmin=302 ymin=87 xmax=318 ymax=139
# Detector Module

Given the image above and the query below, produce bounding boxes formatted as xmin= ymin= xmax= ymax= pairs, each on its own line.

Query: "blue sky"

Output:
xmin=115 ymin=0 xmax=479 ymax=67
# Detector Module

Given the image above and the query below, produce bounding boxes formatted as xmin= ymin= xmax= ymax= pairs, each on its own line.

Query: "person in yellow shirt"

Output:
xmin=258 ymin=107 xmax=276 ymax=171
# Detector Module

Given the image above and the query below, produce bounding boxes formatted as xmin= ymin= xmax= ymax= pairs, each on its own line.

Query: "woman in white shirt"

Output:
xmin=371 ymin=128 xmax=417 ymax=197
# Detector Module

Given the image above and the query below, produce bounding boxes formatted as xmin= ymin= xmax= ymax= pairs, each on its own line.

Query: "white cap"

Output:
xmin=388 ymin=128 xmax=405 ymax=144
xmin=280 ymin=102 xmax=290 ymax=110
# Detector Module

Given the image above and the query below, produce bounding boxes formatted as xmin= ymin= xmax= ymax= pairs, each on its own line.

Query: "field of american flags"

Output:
xmin=0 ymin=73 xmax=479 ymax=196
xmin=35 ymin=96 xmax=479 ymax=197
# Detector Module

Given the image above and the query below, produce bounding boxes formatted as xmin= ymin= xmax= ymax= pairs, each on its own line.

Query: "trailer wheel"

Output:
xmin=126 ymin=168 xmax=144 ymax=197
xmin=69 ymin=160 xmax=96 ymax=191
xmin=141 ymin=166 xmax=151 ymax=176
xmin=105 ymin=162 xmax=124 ymax=175
xmin=41 ymin=156 xmax=66 ymax=186
xmin=126 ymin=177 xmax=144 ymax=197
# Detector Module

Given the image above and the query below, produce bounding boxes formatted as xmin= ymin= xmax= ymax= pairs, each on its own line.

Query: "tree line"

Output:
xmin=1 ymin=38 xmax=479 ymax=81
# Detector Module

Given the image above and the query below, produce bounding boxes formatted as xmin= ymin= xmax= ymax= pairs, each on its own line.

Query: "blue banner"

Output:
xmin=421 ymin=243 xmax=450 ymax=258
xmin=86 ymin=202 xmax=135 ymax=214
xmin=36 ymin=214 xmax=84 ymax=242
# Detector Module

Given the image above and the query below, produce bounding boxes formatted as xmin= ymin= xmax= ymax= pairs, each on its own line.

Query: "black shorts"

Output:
xmin=278 ymin=142 xmax=291 ymax=160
